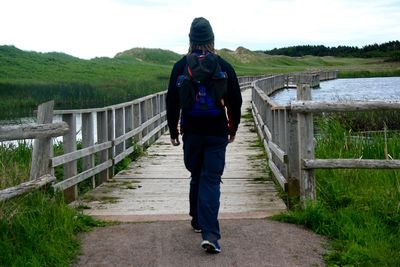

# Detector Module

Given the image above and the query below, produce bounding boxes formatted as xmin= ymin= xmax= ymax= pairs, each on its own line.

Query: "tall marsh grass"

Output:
xmin=274 ymin=115 xmax=400 ymax=266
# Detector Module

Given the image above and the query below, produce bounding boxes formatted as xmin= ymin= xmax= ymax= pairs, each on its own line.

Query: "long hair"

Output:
xmin=188 ymin=42 xmax=215 ymax=54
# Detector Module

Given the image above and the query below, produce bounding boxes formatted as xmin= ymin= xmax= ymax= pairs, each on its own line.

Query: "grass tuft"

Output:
xmin=0 ymin=191 xmax=107 ymax=266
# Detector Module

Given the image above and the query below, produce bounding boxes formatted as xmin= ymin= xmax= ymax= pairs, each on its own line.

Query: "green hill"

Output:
xmin=0 ymin=46 xmax=176 ymax=118
xmin=217 ymin=47 xmax=400 ymax=76
xmin=115 ymin=47 xmax=181 ymax=65
xmin=0 ymin=45 xmax=399 ymax=119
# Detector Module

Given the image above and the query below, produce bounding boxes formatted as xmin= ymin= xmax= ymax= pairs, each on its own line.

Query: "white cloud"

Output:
xmin=0 ymin=0 xmax=399 ymax=59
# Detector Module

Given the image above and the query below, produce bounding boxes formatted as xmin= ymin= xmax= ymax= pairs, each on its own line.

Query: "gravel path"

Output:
xmin=73 ymin=218 xmax=326 ymax=267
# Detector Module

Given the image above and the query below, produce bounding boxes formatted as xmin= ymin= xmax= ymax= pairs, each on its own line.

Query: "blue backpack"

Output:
xmin=176 ymin=52 xmax=228 ymax=117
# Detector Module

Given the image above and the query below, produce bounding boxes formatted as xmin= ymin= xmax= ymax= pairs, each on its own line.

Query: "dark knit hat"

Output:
xmin=189 ymin=17 xmax=214 ymax=45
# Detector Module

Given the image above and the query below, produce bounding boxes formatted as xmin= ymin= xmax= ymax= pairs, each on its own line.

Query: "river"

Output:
xmin=270 ymin=77 xmax=400 ymax=105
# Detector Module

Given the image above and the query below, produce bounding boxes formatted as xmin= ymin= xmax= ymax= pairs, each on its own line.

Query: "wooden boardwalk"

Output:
xmin=79 ymin=89 xmax=286 ymax=221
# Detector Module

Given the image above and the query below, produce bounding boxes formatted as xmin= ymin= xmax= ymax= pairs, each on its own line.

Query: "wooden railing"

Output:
xmin=1 ymin=79 xmax=257 ymax=202
xmin=5 ymin=72 xmax=399 ymax=206
xmin=251 ymin=70 xmax=400 ymax=206
xmin=51 ymin=91 xmax=168 ymax=201
xmin=0 ymin=101 xmax=68 ymax=201
xmin=0 ymin=91 xmax=168 ymax=202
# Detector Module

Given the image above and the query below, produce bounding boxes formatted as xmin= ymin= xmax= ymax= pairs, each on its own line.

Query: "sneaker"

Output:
xmin=201 ymin=240 xmax=221 ymax=254
xmin=193 ymin=227 xmax=202 ymax=233
xmin=191 ymin=221 xmax=201 ymax=233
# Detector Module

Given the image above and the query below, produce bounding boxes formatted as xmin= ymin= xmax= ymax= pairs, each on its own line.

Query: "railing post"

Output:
xmin=297 ymin=84 xmax=316 ymax=204
xmin=82 ymin=112 xmax=95 ymax=188
xmin=97 ymin=110 xmax=109 ymax=184
xmin=125 ymin=105 xmax=133 ymax=149
xmin=62 ymin=113 xmax=77 ymax=201
xmin=115 ymin=107 xmax=125 ymax=157
xmin=108 ymin=109 xmax=115 ymax=177
xmin=287 ymin=110 xmax=300 ymax=206
xmin=133 ymin=103 xmax=141 ymax=141
xmin=140 ymin=101 xmax=147 ymax=144
xmin=30 ymin=101 xmax=54 ymax=180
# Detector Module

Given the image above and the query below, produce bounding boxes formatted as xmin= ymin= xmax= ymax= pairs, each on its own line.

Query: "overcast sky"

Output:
xmin=1 ymin=0 xmax=399 ymax=59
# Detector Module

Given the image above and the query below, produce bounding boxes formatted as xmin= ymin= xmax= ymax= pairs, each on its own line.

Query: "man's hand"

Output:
xmin=228 ymin=135 xmax=235 ymax=143
xmin=170 ymin=137 xmax=180 ymax=146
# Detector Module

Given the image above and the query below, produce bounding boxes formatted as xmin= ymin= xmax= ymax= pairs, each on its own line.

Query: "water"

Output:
xmin=1 ymin=113 xmax=97 ymax=146
xmin=270 ymin=77 xmax=400 ymax=105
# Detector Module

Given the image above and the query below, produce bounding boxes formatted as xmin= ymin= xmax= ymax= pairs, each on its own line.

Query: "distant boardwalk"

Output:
xmin=79 ymin=89 xmax=286 ymax=221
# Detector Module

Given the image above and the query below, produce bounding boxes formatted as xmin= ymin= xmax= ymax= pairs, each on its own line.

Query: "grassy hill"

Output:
xmin=0 ymin=46 xmax=175 ymax=118
xmin=217 ymin=46 xmax=400 ymax=76
xmin=1 ymin=45 xmax=399 ymax=119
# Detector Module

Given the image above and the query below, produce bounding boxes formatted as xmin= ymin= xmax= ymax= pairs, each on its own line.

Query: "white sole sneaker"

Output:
xmin=201 ymin=240 xmax=221 ymax=253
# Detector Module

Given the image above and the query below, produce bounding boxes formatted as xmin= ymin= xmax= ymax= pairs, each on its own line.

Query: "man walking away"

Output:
xmin=166 ymin=17 xmax=242 ymax=254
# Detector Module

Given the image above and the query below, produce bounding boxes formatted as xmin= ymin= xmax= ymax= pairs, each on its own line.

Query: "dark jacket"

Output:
xmin=166 ymin=53 xmax=242 ymax=139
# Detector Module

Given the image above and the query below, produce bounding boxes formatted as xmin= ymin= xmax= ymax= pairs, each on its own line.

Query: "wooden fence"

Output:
xmin=0 ymin=78 xmax=257 ymax=202
xmin=0 ymin=90 xmax=168 ymax=202
xmin=0 ymin=101 xmax=67 ymax=201
xmin=4 ymin=72 xmax=399 ymax=205
xmin=251 ymin=70 xmax=400 ymax=206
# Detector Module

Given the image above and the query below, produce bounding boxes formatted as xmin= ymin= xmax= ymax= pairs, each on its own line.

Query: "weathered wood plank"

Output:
xmin=113 ymin=112 xmax=166 ymax=146
xmin=0 ymin=174 xmax=56 ymax=202
xmin=97 ymin=110 xmax=110 ymax=183
xmin=268 ymin=160 xmax=288 ymax=190
xmin=30 ymin=101 xmax=54 ymax=180
xmin=139 ymin=122 xmax=168 ymax=145
xmin=115 ymin=108 xmax=125 ymax=156
xmin=291 ymin=100 xmax=400 ymax=113
xmin=51 ymin=141 xmax=112 ymax=167
xmin=114 ymin=146 xmax=135 ymax=165
xmin=297 ymin=84 xmax=316 ymax=202
xmin=53 ymin=160 xmax=113 ymax=190
xmin=268 ymin=140 xmax=287 ymax=164
xmin=286 ymin=111 xmax=300 ymax=203
xmin=303 ymin=159 xmax=400 ymax=169
xmin=53 ymin=91 xmax=168 ymax=115
xmin=62 ymin=113 xmax=78 ymax=201
xmin=82 ymin=112 xmax=95 ymax=188
xmin=0 ymin=122 xmax=69 ymax=141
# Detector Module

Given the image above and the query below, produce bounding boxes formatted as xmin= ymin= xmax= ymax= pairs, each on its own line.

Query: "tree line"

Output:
xmin=264 ymin=40 xmax=400 ymax=61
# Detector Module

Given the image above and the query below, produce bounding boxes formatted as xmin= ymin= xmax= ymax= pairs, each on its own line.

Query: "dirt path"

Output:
xmin=73 ymin=218 xmax=326 ymax=267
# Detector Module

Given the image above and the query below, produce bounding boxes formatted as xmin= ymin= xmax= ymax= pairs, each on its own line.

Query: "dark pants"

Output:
xmin=183 ymin=134 xmax=228 ymax=242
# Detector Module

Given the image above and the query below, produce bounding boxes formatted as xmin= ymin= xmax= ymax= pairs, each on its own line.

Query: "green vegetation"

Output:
xmin=1 ymin=43 xmax=400 ymax=266
xmin=264 ymin=40 xmax=400 ymax=61
xmin=273 ymin=115 xmax=400 ymax=266
xmin=1 ymin=45 xmax=400 ymax=119
xmin=218 ymin=47 xmax=400 ymax=77
xmin=0 ymin=141 xmax=32 ymax=189
xmin=0 ymin=46 xmax=175 ymax=119
xmin=0 ymin=191 xmax=108 ymax=267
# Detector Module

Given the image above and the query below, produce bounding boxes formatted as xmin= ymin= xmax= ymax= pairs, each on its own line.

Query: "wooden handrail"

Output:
xmin=251 ymin=70 xmax=400 ymax=207
xmin=0 ymin=122 xmax=69 ymax=141
xmin=0 ymin=174 xmax=56 ymax=202
xmin=1 ymin=80 xmax=257 ymax=202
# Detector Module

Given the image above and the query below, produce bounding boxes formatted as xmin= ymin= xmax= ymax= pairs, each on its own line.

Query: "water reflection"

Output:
xmin=270 ymin=77 xmax=400 ymax=105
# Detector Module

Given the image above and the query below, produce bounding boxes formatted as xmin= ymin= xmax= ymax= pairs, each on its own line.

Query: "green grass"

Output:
xmin=1 ymin=45 xmax=400 ymax=119
xmin=218 ymin=48 xmax=400 ymax=76
xmin=0 ymin=142 xmax=32 ymax=190
xmin=2 ymin=44 xmax=400 ymax=266
xmin=273 ymin=116 xmax=400 ymax=266
xmin=0 ymin=191 xmax=108 ymax=267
